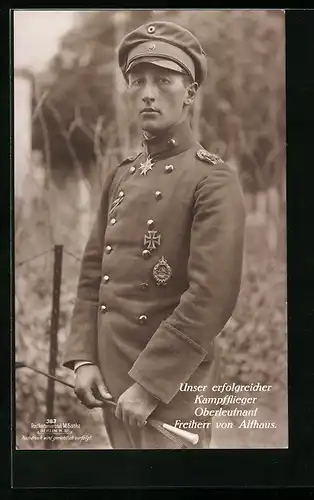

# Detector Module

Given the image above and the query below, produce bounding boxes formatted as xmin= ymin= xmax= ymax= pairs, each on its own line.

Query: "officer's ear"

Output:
xmin=184 ymin=81 xmax=199 ymax=106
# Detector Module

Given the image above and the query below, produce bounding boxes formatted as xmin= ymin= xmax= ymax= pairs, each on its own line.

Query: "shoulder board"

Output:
xmin=196 ymin=149 xmax=224 ymax=165
xmin=119 ymin=151 xmax=142 ymax=167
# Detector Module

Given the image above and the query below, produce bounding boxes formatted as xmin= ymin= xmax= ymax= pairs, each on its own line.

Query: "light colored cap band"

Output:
xmin=126 ymin=57 xmax=187 ymax=76
xmin=125 ymin=40 xmax=196 ymax=81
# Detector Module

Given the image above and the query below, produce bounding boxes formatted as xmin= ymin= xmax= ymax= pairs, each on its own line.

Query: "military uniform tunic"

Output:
xmin=63 ymin=119 xmax=246 ymax=448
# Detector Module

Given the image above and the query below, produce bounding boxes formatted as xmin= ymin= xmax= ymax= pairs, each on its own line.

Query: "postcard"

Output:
xmin=14 ymin=9 xmax=287 ymax=456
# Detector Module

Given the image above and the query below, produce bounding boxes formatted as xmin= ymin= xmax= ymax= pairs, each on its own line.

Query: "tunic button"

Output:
xmin=147 ymin=25 xmax=155 ymax=34
xmin=138 ymin=314 xmax=148 ymax=325
xmin=142 ymin=249 xmax=151 ymax=259
xmin=100 ymin=305 xmax=107 ymax=313
xmin=119 ymin=191 xmax=124 ymax=197
xmin=110 ymin=218 xmax=117 ymax=225
xmin=140 ymin=282 xmax=149 ymax=291
xmin=105 ymin=245 xmax=112 ymax=254
xmin=165 ymin=164 xmax=174 ymax=173
xmin=168 ymin=138 xmax=177 ymax=147
xmin=129 ymin=166 xmax=136 ymax=174
xmin=155 ymin=191 xmax=162 ymax=200
xmin=103 ymin=275 xmax=110 ymax=284
xmin=147 ymin=219 xmax=154 ymax=229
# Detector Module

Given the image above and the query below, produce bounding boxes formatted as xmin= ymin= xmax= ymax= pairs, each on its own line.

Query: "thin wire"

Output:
xmin=63 ymin=248 xmax=82 ymax=263
xmin=15 ymin=362 xmax=190 ymax=447
xmin=15 ymin=245 xmax=83 ymax=269
xmin=15 ymin=248 xmax=54 ymax=268
xmin=16 ymin=318 xmax=32 ymax=331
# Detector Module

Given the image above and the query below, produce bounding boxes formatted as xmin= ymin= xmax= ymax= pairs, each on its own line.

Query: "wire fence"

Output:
xmin=15 ymin=241 xmax=288 ymax=451
xmin=15 ymin=244 xmax=81 ymax=448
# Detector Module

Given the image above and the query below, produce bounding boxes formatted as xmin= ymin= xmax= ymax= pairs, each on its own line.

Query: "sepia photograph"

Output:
xmin=14 ymin=9 xmax=287 ymax=450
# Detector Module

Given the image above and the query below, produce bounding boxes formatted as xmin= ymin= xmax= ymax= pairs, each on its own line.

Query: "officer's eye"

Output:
xmin=130 ymin=77 xmax=144 ymax=87
xmin=158 ymin=76 xmax=171 ymax=84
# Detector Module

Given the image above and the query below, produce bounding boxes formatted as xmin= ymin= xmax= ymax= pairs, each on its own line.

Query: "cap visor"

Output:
xmin=126 ymin=57 xmax=187 ymax=75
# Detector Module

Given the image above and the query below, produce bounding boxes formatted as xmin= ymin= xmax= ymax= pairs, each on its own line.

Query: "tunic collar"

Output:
xmin=142 ymin=119 xmax=196 ymax=160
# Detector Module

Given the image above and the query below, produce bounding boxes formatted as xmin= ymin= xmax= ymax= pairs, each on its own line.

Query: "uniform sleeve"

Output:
xmin=62 ymin=166 xmax=117 ymax=370
xmin=128 ymin=165 xmax=246 ymax=403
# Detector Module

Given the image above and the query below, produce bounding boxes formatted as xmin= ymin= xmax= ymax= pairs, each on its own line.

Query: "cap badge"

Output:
xmin=147 ymin=43 xmax=156 ymax=51
xmin=153 ymin=256 xmax=172 ymax=286
xmin=139 ymin=155 xmax=155 ymax=175
xmin=147 ymin=25 xmax=156 ymax=34
xmin=196 ymin=149 xmax=224 ymax=165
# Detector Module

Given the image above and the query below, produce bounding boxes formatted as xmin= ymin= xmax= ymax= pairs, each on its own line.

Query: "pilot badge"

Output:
xmin=153 ymin=256 xmax=172 ymax=286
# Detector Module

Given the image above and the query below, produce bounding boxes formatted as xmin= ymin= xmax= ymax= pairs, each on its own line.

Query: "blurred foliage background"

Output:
xmin=15 ymin=10 xmax=287 ymax=449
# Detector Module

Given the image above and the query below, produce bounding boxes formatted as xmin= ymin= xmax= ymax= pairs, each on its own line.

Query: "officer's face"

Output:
xmin=127 ymin=63 xmax=195 ymax=133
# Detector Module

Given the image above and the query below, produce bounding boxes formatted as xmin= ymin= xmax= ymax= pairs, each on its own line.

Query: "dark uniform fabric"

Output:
xmin=102 ymin=407 xmax=212 ymax=449
xmin=63 ymin=119 xmax=246 ymax=448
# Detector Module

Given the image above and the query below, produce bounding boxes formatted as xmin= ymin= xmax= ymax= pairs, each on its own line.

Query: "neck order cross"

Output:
xmin=139 ymin=155 xmax=155 ymax=176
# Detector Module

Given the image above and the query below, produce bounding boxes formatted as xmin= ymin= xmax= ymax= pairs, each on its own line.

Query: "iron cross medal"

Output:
xmin=139 ymin=155 xmax=155 ymax=176
xmin=144 ymin=230 xmax=161 ymax=251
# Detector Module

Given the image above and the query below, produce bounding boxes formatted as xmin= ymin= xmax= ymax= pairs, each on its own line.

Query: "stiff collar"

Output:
xmin=142 ymin=120 xmax=196 ymax=160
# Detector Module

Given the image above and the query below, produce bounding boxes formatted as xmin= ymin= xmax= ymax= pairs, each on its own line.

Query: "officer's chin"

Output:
xmin=140 ymin=116 xmax=163 ymax=134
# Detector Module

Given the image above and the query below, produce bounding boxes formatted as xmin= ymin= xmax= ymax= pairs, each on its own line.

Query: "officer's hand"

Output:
xmin=74 ymin=364 xmax=112 ymax=409
xmin=115 ymin=382 xmax=158 ymax=427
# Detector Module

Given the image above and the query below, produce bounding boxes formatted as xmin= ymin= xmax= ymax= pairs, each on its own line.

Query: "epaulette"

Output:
xmin=196 ymin=149 xmax=224 ymax=165
xmin=119 ymin=151 xmax=142 ymax=167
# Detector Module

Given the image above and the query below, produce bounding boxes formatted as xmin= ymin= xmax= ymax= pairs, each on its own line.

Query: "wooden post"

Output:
xmin=45 ymin=244 xmax=63 ymax=449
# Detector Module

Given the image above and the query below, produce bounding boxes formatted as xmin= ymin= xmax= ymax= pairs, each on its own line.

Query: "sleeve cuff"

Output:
xmin=74 ymin=361 xmax=96 ymax=373
xmin=128 ymin=322 xmax=207 ymax=404
xmin=62 ymin=298 xmax=99 ymax=370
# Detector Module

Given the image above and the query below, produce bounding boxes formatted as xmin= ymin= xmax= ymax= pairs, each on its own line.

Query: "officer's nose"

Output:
xmin=142 ymin=82 xmax=156 ymax=104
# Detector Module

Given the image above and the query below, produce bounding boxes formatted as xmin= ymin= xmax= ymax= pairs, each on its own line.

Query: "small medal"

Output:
xmin=153 ymin=256 xmax=172 ymax=286
xmin=144 ymin=230 xmax=161 ymax=251
xmin=139 ymin=155 xmax=155 ymax=176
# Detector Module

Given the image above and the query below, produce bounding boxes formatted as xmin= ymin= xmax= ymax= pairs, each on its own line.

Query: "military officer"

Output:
xmin=63 ymin=21 xmax=246 ymax=449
